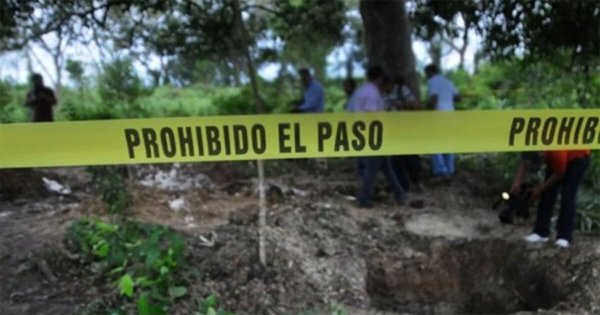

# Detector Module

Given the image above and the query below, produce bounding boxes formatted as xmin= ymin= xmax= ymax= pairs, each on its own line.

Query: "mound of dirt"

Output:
xmin=0 ymin=169 xmax=48 ymax=202
xmin=187 ymin=203 xmax=377 ymax=313
xmin=181 ymin=202 xmax=600 ymax=314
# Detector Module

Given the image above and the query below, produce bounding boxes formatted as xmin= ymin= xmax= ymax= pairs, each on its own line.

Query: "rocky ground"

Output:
xmin=0 ymin=159 xmax=599 ymax=314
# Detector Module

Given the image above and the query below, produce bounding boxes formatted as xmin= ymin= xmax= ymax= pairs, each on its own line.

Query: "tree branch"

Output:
xmin=242 ymin=3 xmax=282 ymax=16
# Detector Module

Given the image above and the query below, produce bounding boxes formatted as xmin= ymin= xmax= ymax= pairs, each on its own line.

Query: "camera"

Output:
xmin=494 ymin=183 xmax=532 ymax=224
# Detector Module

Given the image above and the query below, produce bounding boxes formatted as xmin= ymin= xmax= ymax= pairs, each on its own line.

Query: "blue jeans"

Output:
xmin=533 ymin=156 xmax=590 ymax=242
xmin=431 ymin=154 xmax=455 ymax=176
xmin=357 ymin=157 xmax=405 ymax=206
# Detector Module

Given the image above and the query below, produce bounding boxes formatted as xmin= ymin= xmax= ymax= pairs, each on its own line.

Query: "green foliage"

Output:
xmin=458 ymin=153 xmax=522 ymax=197
xmin=87 ymin=166 xmax=130 ymax=215
xmin=448 ymin=60 xmax=599 ymax=110
xmin=66 ymin=218 xmax=187 ymax=315
xmin=66 ymin=59 xmax=86 ymax=91
xmin=196 ymin=295 xmax=235 ymax=315
xmin=323 ymin=81 xmax=347 ymax=112
xmin=447 ymin=69 xmax=500 ymax=110
xmin=119 ymin=274 xmax=135 ymax=297
xmin=577 ymin=190 xmax=600 ymax=233
xmin=0 ymin=79 xmax=12 ymax=108
xmin=0 ymin=80 xmax=29 ymax=123
xmin=210 ymin=87 xmax=256 ymax=115
xmin=98 ymin=58 xmax=149 ymax=107
xmin=410 ymin=0 xmax=599 ymax=69
xmin=576 ymin=152 xmax=600 ymax=233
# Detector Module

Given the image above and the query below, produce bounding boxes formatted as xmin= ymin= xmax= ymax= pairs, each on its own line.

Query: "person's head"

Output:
xmin=424 ymin=64 xmax=439 ymax=79
xmin=366 ymin=65 xmax=386 ymax=88
xmin=31 ymin=73 xmax=44 ymax=89
xmin=343 ymin=78 xmax=356 ymax=97
xmin=299 ymin=68 xmax=312 ymax=88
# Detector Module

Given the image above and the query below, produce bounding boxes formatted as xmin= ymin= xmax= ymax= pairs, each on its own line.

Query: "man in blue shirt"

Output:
xmin=294 ymin=68 xmax=324 ymax=113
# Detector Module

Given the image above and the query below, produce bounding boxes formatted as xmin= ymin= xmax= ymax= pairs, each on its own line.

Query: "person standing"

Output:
xmin=25 ymin=73 xmax=57 ymax=122
xmin=424 ymin=64 xmax=460 ymax=179
xmin=383 ymin=76 xmax=424 ymax=192
xmin=524 ymin=150 xmax=591 ymax=248
xmin=343 ymin=77 xmax=356 ymax=110
xmin=347 ymin=66 xmax=406 ymax=208
xmin=294 ymin=68 xmax=324 ymax=113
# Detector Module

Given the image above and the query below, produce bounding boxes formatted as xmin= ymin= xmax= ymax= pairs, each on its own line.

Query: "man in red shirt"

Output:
xmin=524 ymin=150 xmax=591 ymax=248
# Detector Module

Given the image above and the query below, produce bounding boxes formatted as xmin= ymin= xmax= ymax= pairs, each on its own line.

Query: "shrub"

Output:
xmin=87 ymin=166 xmax=130 ymax=215
xmin=67 ymin=218 xmax=187 ymax=315
xmin=98 ymin=58 xmax=150 ymax=106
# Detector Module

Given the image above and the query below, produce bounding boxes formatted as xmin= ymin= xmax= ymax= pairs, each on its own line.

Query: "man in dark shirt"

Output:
xmin=25 ymin=74 xmax=57 ymax=122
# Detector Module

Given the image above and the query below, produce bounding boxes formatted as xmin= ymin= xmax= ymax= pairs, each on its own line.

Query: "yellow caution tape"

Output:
xmin=0 ymin=109 xmax=598 ymax=168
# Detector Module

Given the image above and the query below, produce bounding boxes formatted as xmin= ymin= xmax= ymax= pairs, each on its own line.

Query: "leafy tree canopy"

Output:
xmin=409 ymin=0 xmax=599 ymax=69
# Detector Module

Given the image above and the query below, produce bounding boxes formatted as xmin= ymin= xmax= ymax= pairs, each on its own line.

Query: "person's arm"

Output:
xmin=531 ymin=171 xmax=565 ymax=200
xmin=48 ymin=90 xmax=57 ymax=106
xmin=531 ymin=152 xmax=566 ymax=200
xmin=511 ymin=160 xmax=529 ymax=193
xmin=25 ymin=91 xmax=36 ymax=108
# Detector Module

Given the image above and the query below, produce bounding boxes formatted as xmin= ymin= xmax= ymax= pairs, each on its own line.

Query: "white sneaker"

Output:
xmin=555 ymin=239 xmax=570 ymax=248
xmin=524 ymin=233 xmax=549 ymax=243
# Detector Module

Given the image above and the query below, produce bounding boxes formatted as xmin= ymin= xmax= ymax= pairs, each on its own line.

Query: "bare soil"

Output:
xmin=0 ymin=160 xmax=599 ymax=314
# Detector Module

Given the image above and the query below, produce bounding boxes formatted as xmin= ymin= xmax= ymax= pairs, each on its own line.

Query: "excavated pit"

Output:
xmin=367 ymin=239 xmax=570 ymax=314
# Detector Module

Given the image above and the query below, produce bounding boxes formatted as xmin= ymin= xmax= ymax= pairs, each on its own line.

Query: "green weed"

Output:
xmin=87 ymin=166 xmax=130 ymax=215
xmin=196 ymin=294 xmax=235 ymax=315
xmin=66 ymin=218 xmax=187 ymax=315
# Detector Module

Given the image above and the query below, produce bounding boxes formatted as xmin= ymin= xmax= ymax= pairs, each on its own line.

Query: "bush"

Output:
xmin=196 ymin=295 xmax=234 ymax=315
xmin=577 ymin=152 xmax=600 ymax=233
xmin=140 ymin=85 xmax=217 ymax=117
xmin=87 ymin=166 xmax=130 ymax=215
xmin=212 ymin=86 xmax=256 ymax=115
xmin=0 ymin=80 xmax=29 ymax=123
xmin=67 ymin=218 xmax=187 ymax=315
xmin=98 ymin=58 xmax=151 ymax=107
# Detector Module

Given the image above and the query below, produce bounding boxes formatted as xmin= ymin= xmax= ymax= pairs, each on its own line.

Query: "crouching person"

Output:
xmin=525 ymin=150 xmax=591 ymax=248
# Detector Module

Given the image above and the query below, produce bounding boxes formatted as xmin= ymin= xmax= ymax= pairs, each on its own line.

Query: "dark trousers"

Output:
xmin=533 ymin=157 xmax=590 ymax=242
xmin=357 ymin=157 xmax=405 ymax=206
xmin=392 ymin=155 xmax=422 ymax=191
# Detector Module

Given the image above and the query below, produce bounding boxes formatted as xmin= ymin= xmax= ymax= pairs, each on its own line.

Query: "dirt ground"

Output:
xmin=0 ymin=160 xmax=599 ymax=314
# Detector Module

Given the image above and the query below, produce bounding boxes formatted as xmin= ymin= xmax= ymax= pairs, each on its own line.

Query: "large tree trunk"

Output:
xmin=359 ymin=0 xmax=419 ymax=97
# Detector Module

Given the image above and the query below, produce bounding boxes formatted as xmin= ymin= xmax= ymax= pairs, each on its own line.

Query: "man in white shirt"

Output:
xmin=425 ymin=64 xmax=461 ymax=178
xmin=347 ymin=66 xmax=406 ymax=208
